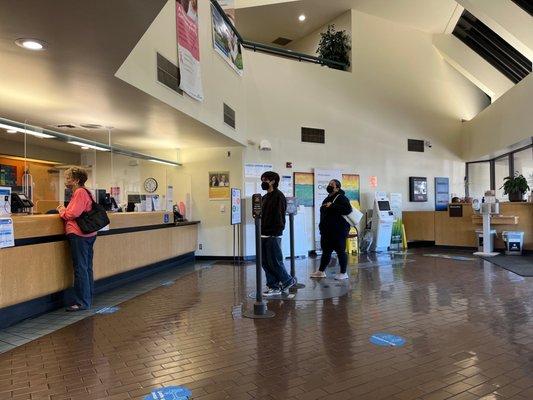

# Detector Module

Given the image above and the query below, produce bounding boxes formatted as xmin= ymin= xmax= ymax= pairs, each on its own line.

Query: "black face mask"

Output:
xmin=326 ymin=185 xmax=334 ymax=194
xmin=261 ymin=181 xmax=270 ymax=191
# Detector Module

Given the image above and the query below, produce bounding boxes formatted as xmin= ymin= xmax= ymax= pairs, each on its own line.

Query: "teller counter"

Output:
xmin=404 ymin=203 xmax=532 ymax=250
xmin=0 ymin=212 xmax=199 ymax=327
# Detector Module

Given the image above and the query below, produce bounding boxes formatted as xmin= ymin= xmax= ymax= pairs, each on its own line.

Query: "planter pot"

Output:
xmin=508 ymin=191 xmax=524 ymax=202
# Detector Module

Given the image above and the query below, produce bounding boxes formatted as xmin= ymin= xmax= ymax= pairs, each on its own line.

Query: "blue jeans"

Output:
xmin=261 ymin=237 xmax=291 ymax=289
xmin=67 ymin=234 xmax=96 ymax=309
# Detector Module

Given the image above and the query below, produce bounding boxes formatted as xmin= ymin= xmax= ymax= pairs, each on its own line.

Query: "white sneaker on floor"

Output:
xmin=334 ymin=273 xmax=349 ymax=280
xmin=310 ymin=271 xmax=326 ymax=278
xmin=263 ymin=288 xmax=282 ymax=296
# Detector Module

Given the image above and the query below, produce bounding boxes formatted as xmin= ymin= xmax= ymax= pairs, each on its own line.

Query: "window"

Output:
xmin=514 ymin=147 xmax=533 ymax=188
xmin=467 ymin=162 xmax=490 ymax=199
xmin=453 ymin=10 xmax=531 ymax=84
xmin=494 ymin=156 xmax=510 ymax=200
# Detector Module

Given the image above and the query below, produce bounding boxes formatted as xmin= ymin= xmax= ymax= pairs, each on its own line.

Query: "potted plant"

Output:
xmin=316 ymin=24 xmax=351 ymax=71
xmin=501 ymin=172 xmax=530 ymax=202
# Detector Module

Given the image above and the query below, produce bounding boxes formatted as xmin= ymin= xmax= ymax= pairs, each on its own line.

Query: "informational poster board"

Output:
xmin=176 ymin=0 xmax=203 ymax=101
xmin=389 ymin=193 xmax=403 ymax=247
xmin=231 ymin=187 xmax=241 ymax=225
xmin=209 ymin=171 xmax=230 ymax=200
xmin=280 ymin=175 xmax=293 ymax=197
xmin=435 ymin=177 xmax=450 ymax=211
xmin=0 ymin=218 xmax=14 ymax=249
xmin=342 ymin=174 xmax=360 ymax=210
xmin=0 ymin=186 xmax=11 ymax=216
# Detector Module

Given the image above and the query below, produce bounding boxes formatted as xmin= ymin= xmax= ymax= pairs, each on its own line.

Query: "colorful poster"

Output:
xmin=209 ymin=171 xmax=230 ymax=200
xmin=314 ymin=169 xmax=342 ymax=246
xmin=390 ymin=193 xmax=403 ymax=247
xmin=293 ymin=172 xmax=313 ymax=207
xmin=0 ymin=165 xmax=17 ymax=187
xmin=231 ymin=187 xmax=241 ymax=225
xmin=211 ymin=1 xmax=243 ymax=75
xmin=342 ymin=174 xmax=360 ymax=210
xmin=176 ymin=0 xmax=203 ymax=101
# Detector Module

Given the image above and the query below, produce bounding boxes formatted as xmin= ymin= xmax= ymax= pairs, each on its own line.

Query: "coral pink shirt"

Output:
xmin=59 ymin=187 xmax=97 ymax=237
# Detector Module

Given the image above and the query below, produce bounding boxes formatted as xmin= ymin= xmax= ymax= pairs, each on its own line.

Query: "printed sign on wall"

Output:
xmin=209 ymin=171 xmax=230 ymax=200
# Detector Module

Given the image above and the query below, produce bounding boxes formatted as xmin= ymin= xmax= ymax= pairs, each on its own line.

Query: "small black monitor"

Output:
xmin=377 ymin=201 xmax=391 ymax=211
xmin=128 ymin=194 xmax=141 ymax=204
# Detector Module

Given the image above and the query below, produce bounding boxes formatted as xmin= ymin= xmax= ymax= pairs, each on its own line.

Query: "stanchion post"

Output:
xmin=243 ymin=194 xmax=275 ymax=319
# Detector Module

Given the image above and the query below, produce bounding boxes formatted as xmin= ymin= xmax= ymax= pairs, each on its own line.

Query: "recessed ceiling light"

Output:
xmin=15 ymin=38 xmax=47 ymax=51
xmin=81 ymin=146 xmax=89 ymax=150
xmin=298 ymin=14 xmax=306 ymax=22
xmin=7 ymin=129 xmax=17 ymax=133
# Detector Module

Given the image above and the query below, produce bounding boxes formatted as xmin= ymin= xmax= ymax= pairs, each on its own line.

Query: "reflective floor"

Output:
xmin=1 ymin=248 xmax=533 ymax=400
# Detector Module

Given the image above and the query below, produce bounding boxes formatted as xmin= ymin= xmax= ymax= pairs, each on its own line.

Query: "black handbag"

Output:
xmin=75 ymin=188 xmax=110 ymax=233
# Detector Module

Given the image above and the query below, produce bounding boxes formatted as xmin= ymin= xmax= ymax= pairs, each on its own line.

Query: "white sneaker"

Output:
xmin=334 ymin=273 xmax=349 ymax=280
xmin=310 ymin=271 xmax=326 ymax=278
xmin=263 ymin=288 xmax=282 ymax=296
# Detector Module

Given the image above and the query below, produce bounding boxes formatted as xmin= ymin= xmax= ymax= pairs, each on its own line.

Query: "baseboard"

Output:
xmin=0 ymin=252 xmax=195 ymax=329
xmin=195 ymin=255 xmax=255 ymax=261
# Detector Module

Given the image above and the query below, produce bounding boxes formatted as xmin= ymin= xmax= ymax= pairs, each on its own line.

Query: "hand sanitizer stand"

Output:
xmin=473 ymin=202 xmax=499 ymax=257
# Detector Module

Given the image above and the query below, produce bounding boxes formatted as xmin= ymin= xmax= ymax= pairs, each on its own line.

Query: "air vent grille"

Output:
xmin=301 ymin=127 xmax=325 ymax=144
xmin=408 ymin=139 xmax=425 ymax=152
xmin=223 ymin=103 xmax=236 ymax=129
xmin=272 ymin=37 xmax=293 ymax=46
xmin=157 ymin=53 xmax=182 ymax=94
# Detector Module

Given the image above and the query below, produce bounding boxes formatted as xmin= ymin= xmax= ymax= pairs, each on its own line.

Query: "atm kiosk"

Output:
xmin=370 ymin=193 xmax=394 ymax=252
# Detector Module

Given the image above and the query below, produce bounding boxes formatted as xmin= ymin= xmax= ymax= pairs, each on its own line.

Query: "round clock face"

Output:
xmin=144 ymin=177 xmax=158 ymax=193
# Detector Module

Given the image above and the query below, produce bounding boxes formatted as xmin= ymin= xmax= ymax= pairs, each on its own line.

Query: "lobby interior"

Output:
xmin=0 ymin=0 xmax=532 ymax=399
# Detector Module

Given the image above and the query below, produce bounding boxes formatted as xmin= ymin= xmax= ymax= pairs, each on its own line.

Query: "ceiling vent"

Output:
xmin=301 ymin=127 xmax=325 ymax=144
xmin=408 ymin=139 xmax=425 ymax=152
xmin=56 ymin=124 xmax=78 ymax=129
xmin=272 ymin=37 xmax=293 ymax=46
xmin=79 ymin=123 xmax=104 ymax=130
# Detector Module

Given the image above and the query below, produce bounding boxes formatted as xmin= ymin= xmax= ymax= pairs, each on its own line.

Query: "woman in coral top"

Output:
xmin=56 ymin=167 xmax=97 ymax=311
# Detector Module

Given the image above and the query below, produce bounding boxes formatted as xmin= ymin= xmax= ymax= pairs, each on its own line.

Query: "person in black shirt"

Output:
xmin=260 ymin=171 xmax=295 ymax=296
xmin=310 ymin=179 xmax=352 ymax=280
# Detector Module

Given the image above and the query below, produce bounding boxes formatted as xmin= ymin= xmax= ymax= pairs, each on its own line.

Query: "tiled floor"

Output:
xmin=1 ymin=249 xmax=533 ymax=400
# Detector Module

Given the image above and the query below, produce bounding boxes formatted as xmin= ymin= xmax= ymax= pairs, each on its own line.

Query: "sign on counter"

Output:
xmin=0 ymin=218 xmax=14 ymax=249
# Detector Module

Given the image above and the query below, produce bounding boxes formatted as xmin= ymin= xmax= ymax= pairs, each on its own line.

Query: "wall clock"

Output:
xmin=144 ymin=177 xmax=158 ymax=193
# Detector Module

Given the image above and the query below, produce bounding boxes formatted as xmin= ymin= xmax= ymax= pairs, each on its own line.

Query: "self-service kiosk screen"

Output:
xmin=377 ymin=201 xmax=391 ymax=211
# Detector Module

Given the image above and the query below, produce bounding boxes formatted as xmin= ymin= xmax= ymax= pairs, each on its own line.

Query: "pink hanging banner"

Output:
xmin=176 ymin=0 xmax=203 ymax=101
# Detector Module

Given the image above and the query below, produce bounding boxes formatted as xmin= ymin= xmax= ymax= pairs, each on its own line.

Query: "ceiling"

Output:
xmin=0 ymin=0 xmax=241 ymax=155
xmin=236 ymin=0 xmax=459 ymax=45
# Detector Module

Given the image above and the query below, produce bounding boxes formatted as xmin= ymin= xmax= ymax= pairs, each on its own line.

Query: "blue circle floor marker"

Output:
xmin=370 ymin=333 xmax=406 ymax=347
xmin=144 ymin=386 xmax=192 ymax=400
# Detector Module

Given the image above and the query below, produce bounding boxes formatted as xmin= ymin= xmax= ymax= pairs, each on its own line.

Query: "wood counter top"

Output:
xmin=10 ymin=212 xmax=198 ymax=240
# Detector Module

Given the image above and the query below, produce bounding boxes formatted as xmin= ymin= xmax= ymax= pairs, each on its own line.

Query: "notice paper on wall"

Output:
xmin=244 ymin=163 xmax=273 ymax=178
xmin=0 ymin=218 xmax=14 ymax=249
xmin=280 ymin=175 xmax=293 ymax=197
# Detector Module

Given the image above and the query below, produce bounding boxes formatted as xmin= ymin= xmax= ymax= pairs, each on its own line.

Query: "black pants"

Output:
xmin=319 ymin=235 xmax=348 ymax=274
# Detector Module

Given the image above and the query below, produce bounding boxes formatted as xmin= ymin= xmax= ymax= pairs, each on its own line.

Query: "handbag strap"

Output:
xmin=80 ymin=187 xmax=97 ymax=206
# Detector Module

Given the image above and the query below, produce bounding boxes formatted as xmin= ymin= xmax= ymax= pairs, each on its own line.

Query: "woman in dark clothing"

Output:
xmin=310 ymin=179 xmax=352 ymax=280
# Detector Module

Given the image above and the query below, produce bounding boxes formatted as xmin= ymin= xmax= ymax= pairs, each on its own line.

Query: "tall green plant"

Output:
xmin=316 ymin=24 xmax=351 ymax=70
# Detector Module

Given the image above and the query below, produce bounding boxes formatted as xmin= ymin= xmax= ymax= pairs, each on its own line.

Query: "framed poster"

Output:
xmin=409 ymin=177 xmax=427 ymax=202
xmin=230 ymin=188 xmax=241 ymax=225
xmin=209 ymin=171 xmax=230 ymax=200
xmin=341 ymin=174 xmax=360 ymax=210
xmin=293 ymin=172 xmax=313 ymax=207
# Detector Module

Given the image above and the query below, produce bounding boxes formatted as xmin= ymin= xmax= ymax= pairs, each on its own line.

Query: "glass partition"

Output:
xmin=494 ymin=155 xmax=510 ymax=200
xmin=467 ymin=162 xmax=490 ymax=199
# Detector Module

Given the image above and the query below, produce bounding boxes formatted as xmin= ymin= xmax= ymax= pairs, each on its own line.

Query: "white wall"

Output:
xmin=180 ymin=147 xmax=244 ymax=257
xmin=462 ymin=74 xmax=533 ymax=161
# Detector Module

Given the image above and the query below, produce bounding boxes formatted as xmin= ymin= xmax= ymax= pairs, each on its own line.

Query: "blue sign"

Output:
xmin=96 ymin=306 xmax=120 ymax=315
xmin=164 ymin=214 xmax=170 ymax=223
xmin=144 ymin=386 xmax=191 ymax=400
xmin=370 ymin=333 xmax=406 ymax=347
xmin=435 ymin=177 xmax=449 ymax=211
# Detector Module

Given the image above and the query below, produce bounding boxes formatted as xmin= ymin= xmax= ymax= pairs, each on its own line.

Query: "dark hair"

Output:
xmin=332 ymin=179 xmax=341 ymax=189
xmin=261 ymin=171 xmax=280 ymax=188
xmin=65 ymin=167 xmax=88 ymax=186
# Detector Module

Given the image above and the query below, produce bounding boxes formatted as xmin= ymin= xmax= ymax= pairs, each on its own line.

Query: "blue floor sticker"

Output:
xmin=96 ymin=306 xmax=120 ymax=315
xmin=144 ymin=386 xmax=192 ymax=400
xmin=370 ymin=333 xmax=406 ymax=347
xmin=161 ymin=280 xmax=175 ymax=287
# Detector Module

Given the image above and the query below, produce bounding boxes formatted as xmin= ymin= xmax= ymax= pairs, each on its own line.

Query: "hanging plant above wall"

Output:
xmin=316 ymin=24 xmax=351 ymax=71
